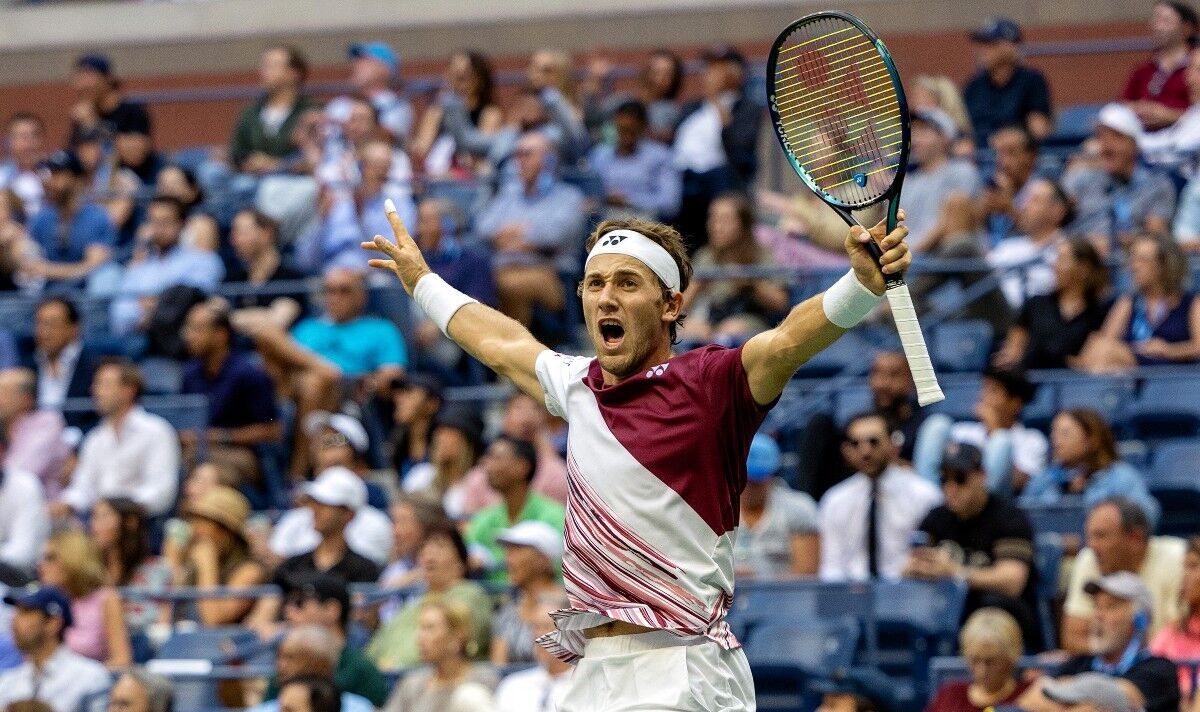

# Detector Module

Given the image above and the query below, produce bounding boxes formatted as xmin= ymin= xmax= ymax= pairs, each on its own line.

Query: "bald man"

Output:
xmin=0 ymin=368 xmax=70 ymax=498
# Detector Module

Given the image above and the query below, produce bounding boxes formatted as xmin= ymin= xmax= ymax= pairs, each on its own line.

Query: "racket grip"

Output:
xmin=884 ymin=284 xmax=944 ymax=406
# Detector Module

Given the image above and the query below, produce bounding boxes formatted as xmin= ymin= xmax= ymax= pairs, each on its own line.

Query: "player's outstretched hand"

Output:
xmin=362 ymin=199 xmax=432 ymax=295
xmin=845 ymin=209 xmax=912 ymax=296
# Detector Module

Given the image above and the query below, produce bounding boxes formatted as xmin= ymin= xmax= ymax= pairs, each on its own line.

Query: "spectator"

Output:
xmin=26 ymin=150 xmax=116 ymax=289
xmin=680 ymin=193 xmax=789 ymax=344
xmin=674 ymin=45 xmax=761 ymax=248
xmin=269 ymin=461 xmax=394 ymax=570
xmin=1150 ymin=536 xmax=1200 ymax=696
xmin=962 ymin=18 xmax=1053 ymax=144
xmin=1140 ymin=46 xmax=1200 ymax=179
xmin=68 ymin=54 xmax=152 ymax=148
xmin=493 ymin=595 xmax=572 ymax=712
xmin=165 ymin=485 xmax=267 ymax=626
xmin=489 ymin=522 xmax=564 ymax=665
xmin=411 ymin=50 xmax=503 ymax=176
xmin=106 ymin=669 xmax=174 ymax=712
xmin=589 ymin=100 xmax=681 ymax=222
xmin=1023 ymin=411 xmax=1162 ymax=526
xmin=73 ymin=124 xmax=139 ymax=240
xmin=112 ymin=115 xmax=161 ymax=189
xmin=367 ymin=523 xmax=492 ymax=670
xmin=870 ymin=351 xmax=927 ymax=463
xmin=54 ymin=359 xmax=179 ymax=518
xmin=464 ymin=436 xmax=565 ymax=583
xmin=262 ymin=574 xmax=388 ymax=707
xmin=734 ymin=433 xmax=819 ymax=579
xmin=231 ymin=45 xmax=318 ymax=174
xmin=402 ymin=407 xmax=483 ymax=520
xmin=380 ymin=599 xmax=498 ymax=712
xmin=462 ymin=391 xmax=568 ymax=513
xmin=228 ymin=208 xmax=307 ymax=310
xmin=1074 ymin=233 xmax=1199 ymax=369
xmin=523 ymin=49 xmax=589 ymax=163
xmin=988 ymin=178 xmax=1074 ymax=307
xmin=0 ymin=113 xmax=45 ymax=215
xmin=976 ymin=126 xmax=1042 ymax=247
xmin=914 ymin=367 xmax=1048 ymax=497
xmin=925 ymin=608 xmax=1031 ymax=712
xmin=0 ymin=452 xmax=48 ymax=574
xmin=581 ymin=49 xmax=684 ymax=144
xmin=378 ymin=491 xmax=447 ymax=595
xmin=181 ymin=300 xmax=282 ymax=481
xmin=1038 ymin=674 xmax=1141 ymax=712
xmin=327 ymin=41 xmax=412 ymax=143
xmin=476 ymin=131 xmax=586 ymax=326
xmin=1060 ymin=498 xmax=1185 ymax=652
xmin=1063 ymin=105 xmax=1176 ymax=252
xmin=1124 ymin=2 xmax=1199 ymax=130
xmin=818 ymin=412 xmax=942 ymax=582
xmin=0 ymin=586 xmax=110 ymax=712
xmin=906 ymin=442 xmax=1041 ymax=650
xmin=89 ymin=497 xmax=170 ymax=634
xmin=35 ymin=530 xmax=131 ymax=668
xmin=110 ymin=195 xmax=225 ymax=337
xmin=993 ymin=237 xmax=1113 ymax=370
xmin=24 ymin=297 xmax=100 ymax=416
xmin=0 ymin=368 xmax=68 ymax=499
xmin=388 ymin=373 xmax=443 ymax=476
xmin=1020 ymin=573 xmax=1179 ymax=712
xmin=0 ymin=188 xmax=38 ymax=293
xmin=256 ymin=627 xmax=374 ymax=712
xmin=903 ymin=109 xmax=981 ymax=251
xmin=910 ymin=74 xmax=975 ymax=157
xmin=154 ymin=165 xmax=219 ymax=252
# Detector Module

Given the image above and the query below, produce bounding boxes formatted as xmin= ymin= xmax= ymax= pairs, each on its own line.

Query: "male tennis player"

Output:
xmin=364 ymin=202 xmax=911 ymax=711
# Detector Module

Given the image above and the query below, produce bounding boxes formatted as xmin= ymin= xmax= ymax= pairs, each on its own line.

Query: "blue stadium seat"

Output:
xmin=1056 ymin=376 xmax=1136 ymax=421
xmin=834 ymin=385 xmax=874 ymax=427
xmin=153 ymin=627 xmax=257 ymax=711
xmin=0 ymin=297 xmax=36 ymax=339
xmin=872 ymin=579 xmax=969 ymax=705
xmin=1152 ymin=439 xmax=1200 ymax=480
xmin=746 ymin=617 xmax=860 ymax=712
xmin=1148 ymin=440 xmax=1200 ymax=536
xmin=1034 ymin=536 xmax=1064 ymax=651
xmin=797 ymin=331 xmax=872 ymax=377
xmin=1125 ymin=377 xmax=1200 ymax=440
xmin=926 ymin=375 xmax=982 ymax=423
xmin=1046 ymin=103 xmax=1104 ymax=147
xmin=1022 ymin=498 xmax=1088 ymax=537
xmin=931 ymin=320 xmax=993 ymax=372
xmin=729 ymin=581 xmax=876 ymax=656
xmin=1021 ymin=381 xmax=1058 ymax=433
xmin=139 ymin=357 xmax=184 ymax=395
xmin=424 ymin=179 xmax=483 ymax=230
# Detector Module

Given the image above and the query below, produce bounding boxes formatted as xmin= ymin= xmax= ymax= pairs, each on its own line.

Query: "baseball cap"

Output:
xmin=941 ymin=441 xmax=984 ymax=475
xmin=75 ymin=53 xmax=114 ymax=78
xmin=1042 ymin=673 xmax=1134 ymax=712
xmin=971 ymin=17 xmax=1023 ymax=44
xmin=40 ymin=150 xmax=85 ymax=176
xmin=304 ymin=410 xmax=369 ymax=454
xmin=301 ymin=466 xmax=367 ymax=510
xmin=747 ymin=433 xmax=782 ymax=481
xmin=911 ymin=108 xmax=957 ymax=140
xmin=982 ymin=365 xmax=1038 ymax=404
xmin=701 ymin=44 xmax=747 ymax=67
xmin=1084 ymin=571 xmax=1154 ymax=614
xmin=4 ymin=585 xmax=74 ymax=628
xmin=496 ymin=520 xmax=564 ymax=565
xmin=349 ymin=42 xmax=399 ymax=73
xmin=1096 ymin=102 xmax=1144 ymax=142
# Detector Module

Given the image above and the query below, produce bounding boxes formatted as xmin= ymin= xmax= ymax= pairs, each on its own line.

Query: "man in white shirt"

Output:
xmin=0 ymin=113 xmax=46 ymax=216
xmin=0 ymin=586 xmax=111 ymax=712
xmin=495 ymin=596 xmax=572 ymax=712
xmin=913 ymin=366 xmax=1048 ymax=497
xmin=53 ymin=359 xmax=179 ymax=518
xmin=0 ymin=463 xmax=49 ymax=572
xmin=819 ymin=412 xmax=942 ymax=581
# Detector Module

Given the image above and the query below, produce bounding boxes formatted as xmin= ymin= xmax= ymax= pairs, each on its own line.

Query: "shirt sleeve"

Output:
xmin=534 ymin=350 xmax=588 ymax=420
xmin=991 ymin=508 xmax=1035 ymax=564
xmin=1064 ymin=547 xmax=1099 ymax=618
xmin=135 ymin=418 xmax=181 ymax=516
xmin=818 ymin=496 xmax=849 ymax=581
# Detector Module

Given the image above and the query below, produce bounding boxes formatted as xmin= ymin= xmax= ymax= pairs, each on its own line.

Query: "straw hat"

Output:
xmin=184 ymin=485 xmax=251 ymax=540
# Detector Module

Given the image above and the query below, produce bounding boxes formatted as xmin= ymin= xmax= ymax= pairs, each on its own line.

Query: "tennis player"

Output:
xmin=364 ymin=201 xmax=911 ymax=711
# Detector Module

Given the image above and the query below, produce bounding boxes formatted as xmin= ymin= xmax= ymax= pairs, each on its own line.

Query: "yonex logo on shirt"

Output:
xmin=645 ymin=363 xmax=669 ymax=378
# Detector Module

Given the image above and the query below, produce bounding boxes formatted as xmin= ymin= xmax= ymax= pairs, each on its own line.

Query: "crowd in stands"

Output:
xmin=0 ymin=3 xmax=1197 ymax=711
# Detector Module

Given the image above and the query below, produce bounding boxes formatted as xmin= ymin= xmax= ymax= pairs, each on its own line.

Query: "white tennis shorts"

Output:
xmin=559 ymin=630 xmax=756 ymax=711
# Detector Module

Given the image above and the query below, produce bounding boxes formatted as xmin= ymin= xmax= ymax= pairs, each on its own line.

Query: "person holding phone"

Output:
xmin=904 ymin=441 xmax=1043 ymax=651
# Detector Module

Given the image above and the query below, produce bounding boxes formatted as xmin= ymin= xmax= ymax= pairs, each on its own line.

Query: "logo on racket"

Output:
xmin=853 ymin=173 xmax=868 ymax=187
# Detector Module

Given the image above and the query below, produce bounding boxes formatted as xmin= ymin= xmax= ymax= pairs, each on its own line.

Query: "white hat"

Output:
xmin=301 ymin=466 xmax=367 ymax=510
xmin=495 ymin=521 xmax=564 ymax=564
xmin=1096 ymin=102 xmax=1144 ymax=142
xmin=912 ymin=108 xmax=957 ymax=140
xmin=304 ymin=411 xmax=369 ymax=454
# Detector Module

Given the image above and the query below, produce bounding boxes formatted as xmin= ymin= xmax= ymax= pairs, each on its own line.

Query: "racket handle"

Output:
xmin=884 ymin=283 xmax=944 ymax=406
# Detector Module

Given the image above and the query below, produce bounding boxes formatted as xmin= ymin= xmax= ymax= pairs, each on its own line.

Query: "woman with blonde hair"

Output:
xmin=382 ymin=598 xmax=498 ymax=712
xmin=37 ymin=529 xmax=132 ymax=668
xmin=926 ymin=608 xmax=1029 ymax=712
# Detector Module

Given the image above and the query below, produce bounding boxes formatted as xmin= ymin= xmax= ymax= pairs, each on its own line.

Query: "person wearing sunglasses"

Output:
xmin=905 ymin=441 xmax=1043 ymax=652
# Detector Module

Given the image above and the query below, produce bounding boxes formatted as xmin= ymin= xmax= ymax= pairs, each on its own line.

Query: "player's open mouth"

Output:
xmin=599 ymin=319 xmax=625 ymax=349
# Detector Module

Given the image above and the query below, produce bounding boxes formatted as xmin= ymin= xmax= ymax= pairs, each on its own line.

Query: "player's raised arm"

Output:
xmin=741 ymin=215 xmax=912 ymax=405
xmin=363 ymin=200 xmax=548 ymax=399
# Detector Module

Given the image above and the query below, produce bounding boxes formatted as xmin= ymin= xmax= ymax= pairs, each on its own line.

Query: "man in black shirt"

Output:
xmin=68 ymin=54 xmax=153 ymax=147
xmin=904 ymin=441 xmax=1042 ymax=650
xmin=963 ymin=18 xmax=1053 ymax=145
xmin=1018 ymin=573 xmax=1179 ymax=712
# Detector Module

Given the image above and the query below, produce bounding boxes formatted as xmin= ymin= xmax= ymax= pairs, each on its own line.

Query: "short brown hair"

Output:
xmin=98 ymin=357 xmax=144 ymax=400
xmin=1057 ymin=408 xmax=1118 ymax=473
xmin=582 ymin=218 xmax=692 ymax=343
xmin=1134 ymin=232 xmax=1190 ymax=296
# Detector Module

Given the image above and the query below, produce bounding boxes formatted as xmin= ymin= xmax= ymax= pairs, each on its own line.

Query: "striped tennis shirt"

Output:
xmin=533 ymin=344 xmax=773 ymax=662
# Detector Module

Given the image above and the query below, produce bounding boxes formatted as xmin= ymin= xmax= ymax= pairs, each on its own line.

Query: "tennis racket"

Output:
xmin=767 ymin=11 xmax=944 ymax=406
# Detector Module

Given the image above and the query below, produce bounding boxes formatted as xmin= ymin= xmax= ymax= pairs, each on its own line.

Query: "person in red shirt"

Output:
xmin=925 ymin=608 xmax=1030 ymax=712
xmin=1124 ymin=1 xmax=1199 ymax=129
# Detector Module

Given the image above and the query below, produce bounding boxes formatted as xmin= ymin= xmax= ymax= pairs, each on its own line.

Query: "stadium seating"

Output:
xmin=930 ymin=320 xmax=993 ymax=373
xmin=1124 ymin=377 xmax=1200 ymax=440
xmin=1147 ymin=439 xmax=1200 ymax=536
xmin=1034 ymin=536 xmax=1064 ymax=651
xmin=746 ymin=617 xmax=860 ymax=712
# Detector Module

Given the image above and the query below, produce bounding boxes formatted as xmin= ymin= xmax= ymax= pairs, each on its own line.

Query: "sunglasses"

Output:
xmin=847 ymin=436 xmax=883 ymax=448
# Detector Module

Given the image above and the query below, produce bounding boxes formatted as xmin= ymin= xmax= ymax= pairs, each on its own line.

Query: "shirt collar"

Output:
xmin=37 ymin=339 xmax=82 ymax=369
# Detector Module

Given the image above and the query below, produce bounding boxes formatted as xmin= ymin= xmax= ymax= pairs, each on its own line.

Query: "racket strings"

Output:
xmin=772 ymin=15 xmax=904 ymax=206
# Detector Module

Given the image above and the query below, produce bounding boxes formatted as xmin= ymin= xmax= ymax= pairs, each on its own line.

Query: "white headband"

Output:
xmin=585 ymin=229 xmax=682 ymax=294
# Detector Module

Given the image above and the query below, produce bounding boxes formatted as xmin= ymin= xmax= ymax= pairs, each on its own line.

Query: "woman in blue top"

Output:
xmin=1022 ymin=408 xmax=1160 ymax=528
xmin=1075 ymin=232 xmax=1200 ymax=370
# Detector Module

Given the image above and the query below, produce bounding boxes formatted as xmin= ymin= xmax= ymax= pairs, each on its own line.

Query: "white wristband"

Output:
xmin=413 ymin=273 xmax=478 ymax=337
xmin=822 ymin=270 xmax=883 ymax=329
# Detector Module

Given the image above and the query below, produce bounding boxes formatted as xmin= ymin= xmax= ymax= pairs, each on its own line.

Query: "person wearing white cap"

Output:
xmin=365 ymin=134 xmax=913 ymax=709
xmin=1062 ymin=103 xmax=1175 ymax=252
xmin=491 ymin=520 xmax=565 ymax=666
xmin=900 ymin=107 xmax=980 ymax=251
xmin=1019 ymin=572 xmax=1179 ymax=712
